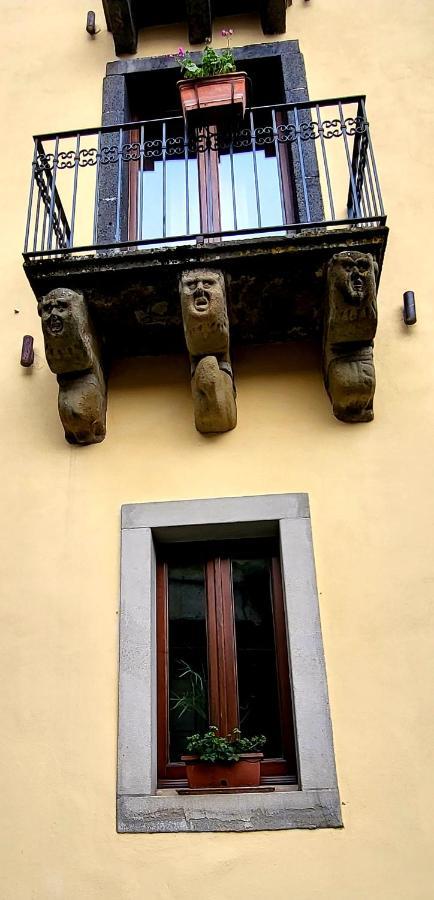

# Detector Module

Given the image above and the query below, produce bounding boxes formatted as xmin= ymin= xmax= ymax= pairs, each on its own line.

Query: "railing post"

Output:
xmin=360 ymin=97 xmax=385 ymax=218
xmin=69 ymin=134 xmax=81 ymax=248
xmin=24 ymin=139 xmax=38 ymax=254
xmin=47 ymin=135 xmax=60 ymax=250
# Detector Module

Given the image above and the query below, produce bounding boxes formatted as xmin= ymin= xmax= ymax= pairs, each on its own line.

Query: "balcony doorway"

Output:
xmin=126 ymin=56 xmax=296 ymax=245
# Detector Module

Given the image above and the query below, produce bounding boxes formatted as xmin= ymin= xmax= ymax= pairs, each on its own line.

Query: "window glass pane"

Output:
xmin=168 ymin=563 xmax=209 ymax=761
xmin=219 ymin=150 xmax=285 ymax=235
xmin=232 ymin=558 xmax=282 ymax=757
xmin=139 ymin=158 xmax=200 ymax=241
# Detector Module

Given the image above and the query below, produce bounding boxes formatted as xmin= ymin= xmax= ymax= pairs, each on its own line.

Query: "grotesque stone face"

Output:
xmin=179 ymin=269 xmax=236 ymax=433
xmin=38 ymin=288 xmax=79 ymax=336
xmin=180 ymin=269 xmax=229 ymax=357
xmin=38 ymin=288 xmax=95 ymax=375
xmin=328 ymin=251 xmax=377 ymax=306
xmin=325 ymin=251 xmax=378 ymax=346
xmin=323 ymin=251 xmax=378 ymax=423
xmin=38 ymin=286 xmax=106 ymax=443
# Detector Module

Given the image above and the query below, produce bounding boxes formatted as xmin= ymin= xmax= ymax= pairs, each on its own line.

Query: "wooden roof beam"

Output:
xmin=186 ymin=0 xmax=212 ymax=45
xmin=102 ymin=0 xmax=138 ymax=55
xmin=260 ymin=0 xmax=289 ymax=35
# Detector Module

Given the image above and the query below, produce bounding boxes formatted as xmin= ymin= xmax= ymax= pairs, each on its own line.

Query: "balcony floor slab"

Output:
xmin=23 ymin=227 xmax=388 ymax=358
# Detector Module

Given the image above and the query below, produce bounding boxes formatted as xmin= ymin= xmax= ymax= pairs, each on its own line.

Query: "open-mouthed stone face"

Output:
xmin=38 ymin=287 xmax=95 ymax=375
xmin=180 ymin=269 xmax=229 ymax=357
xmin=38 ymin=288 xmax=81 ymax=337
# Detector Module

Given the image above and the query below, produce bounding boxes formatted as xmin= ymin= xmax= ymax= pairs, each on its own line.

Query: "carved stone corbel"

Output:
xmin=179 ymin=269 xmax=237 ymax=433
xmin=323 ymin=251 xmax=378 ymax=423
xmin=38 ymin=288 xmax=106 ymax=444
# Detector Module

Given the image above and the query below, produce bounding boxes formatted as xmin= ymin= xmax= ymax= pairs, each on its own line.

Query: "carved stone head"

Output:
xmin=179 ymin=269 xmax=229 ymax=357
xmin=328 ymin=251 xmax=378 ymax=306
xmin=38 ymin=288 xmax=94 ymax=375
xmin=326 ymin=251 xmax=378 ymax=344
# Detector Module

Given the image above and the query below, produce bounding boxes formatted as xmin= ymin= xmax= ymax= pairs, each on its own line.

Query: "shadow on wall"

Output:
xmin=108 ymin=341 xmax=326 ymax=425
xmin=108 ymin=341 xmax=323 ymax=391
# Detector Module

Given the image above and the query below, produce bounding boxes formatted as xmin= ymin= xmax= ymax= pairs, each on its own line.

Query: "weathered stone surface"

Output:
xmin=327 ymin=348 xmax=375 ymax=424
xmin=25 ymin=225 xmax=388 ymax=359
xmin=57 ymin=366 xmax=106 ymax=445
xmin=117 ymin=788 xmax=342 ymax=833
xmin=180 ymin=270 xmax=230 ymax=361
xmin=323 ymin=251 xmax=378 ymax=423
xmin=38 ymin=288 xmax=106 ymax=444
xmin=38 ymin=288 xmax=96 ymax=375
xmin=191 ymin=356 xmax=237 ymax=434
xmin=180 ymin=269 xmax=236 ymax=433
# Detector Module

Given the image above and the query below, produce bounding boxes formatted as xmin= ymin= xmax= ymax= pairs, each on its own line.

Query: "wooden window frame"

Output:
xmin=156 ymin=539 xmax=297 ymax=788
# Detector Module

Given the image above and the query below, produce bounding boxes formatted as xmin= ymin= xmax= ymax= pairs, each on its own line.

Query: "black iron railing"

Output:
xmin=23 ymin=96 xmax=386 ymax=259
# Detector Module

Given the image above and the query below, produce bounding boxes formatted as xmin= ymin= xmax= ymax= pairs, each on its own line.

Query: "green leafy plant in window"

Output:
xmin=170 ymin=660 xmax=208 ymax=721
xmin=185 ymin=726 xmax=266 ymax=763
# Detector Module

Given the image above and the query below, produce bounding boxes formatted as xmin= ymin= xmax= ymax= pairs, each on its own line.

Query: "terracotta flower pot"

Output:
xmin=177 ymin=72 xmax=248 ymax=124
xmin=181 ymin=753 xmax=263 ymax=789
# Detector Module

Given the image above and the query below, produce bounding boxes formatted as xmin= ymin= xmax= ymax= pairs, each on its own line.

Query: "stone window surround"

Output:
xmin=99 ymin=40 xmax=323 ymax=246
xmin=118 ymin=493 xmax=341 ymax=833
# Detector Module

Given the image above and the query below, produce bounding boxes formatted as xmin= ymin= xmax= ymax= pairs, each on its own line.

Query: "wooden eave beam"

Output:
xmin=260 ymin=0 xmax=288 ymax=35
xmin=102 ymin=0 xmax=138 ymax=55
xmin=185 ymin=0 xmax=212 ymax=45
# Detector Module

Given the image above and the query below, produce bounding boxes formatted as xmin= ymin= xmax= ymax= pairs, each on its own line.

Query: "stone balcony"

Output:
xmin=23 ymin=95 xmax=388 ymax=442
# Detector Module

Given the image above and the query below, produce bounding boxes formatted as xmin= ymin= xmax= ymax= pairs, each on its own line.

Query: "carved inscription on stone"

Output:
xmin=323 ymin=251 xmax=378 ymax=423
xmin=38 ymin=288 xmax=106 ymax=444
xmin=179 ymin=269 xmax=236 ymax=433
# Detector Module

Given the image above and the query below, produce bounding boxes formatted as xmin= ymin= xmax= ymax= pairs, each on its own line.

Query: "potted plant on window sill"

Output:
xmin=173 ymin=30 xmax=249 ymax=124
xmin=181 ymin=726 xmax=266 ymax=790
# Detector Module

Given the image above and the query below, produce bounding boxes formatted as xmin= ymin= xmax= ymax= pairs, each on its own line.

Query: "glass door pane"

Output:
xmin=219 ymin=150 xmax=285 ymax=234
xmin=167 ymin=563 xmax=209 ymax=761
xmin=232 ymin=558 xmax=283 ymax=757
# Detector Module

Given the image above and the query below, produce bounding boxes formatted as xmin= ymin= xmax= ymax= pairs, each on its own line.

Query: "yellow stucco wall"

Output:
xmin=1 ymin=1 xmax=433 ymax=897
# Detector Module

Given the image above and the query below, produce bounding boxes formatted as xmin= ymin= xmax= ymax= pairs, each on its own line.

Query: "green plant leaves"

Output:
xmin=178 ymin=46 xmax=236 ymax=80
xmin=185 ymin=726 xmax=266 ymax=763
xmin=170 ymin=660 xmax=207 ymax=721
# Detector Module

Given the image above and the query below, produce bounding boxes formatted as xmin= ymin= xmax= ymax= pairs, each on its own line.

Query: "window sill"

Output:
xmin=117 ymin=787 xmax=341 ymax=833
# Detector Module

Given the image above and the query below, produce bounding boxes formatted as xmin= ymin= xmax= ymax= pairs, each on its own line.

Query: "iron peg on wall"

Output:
xmin=86 ymin=11 xmax=99 ymax=36
xmin=403 ymin=291 xmax=417 ymax=325
xmin=20 ymin=335 xmax=34 ymax=367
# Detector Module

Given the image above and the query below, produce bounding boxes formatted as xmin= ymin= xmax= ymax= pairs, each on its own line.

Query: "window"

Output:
xmin=157 ymin=539 xmax=296 ymax=787
xmin=118 ymin=494 xmax=341 ymax=833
